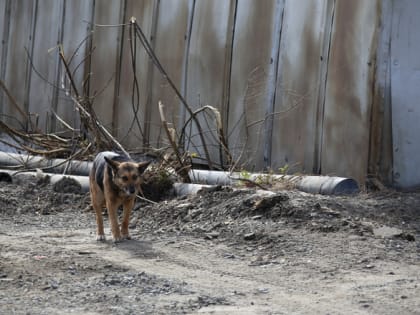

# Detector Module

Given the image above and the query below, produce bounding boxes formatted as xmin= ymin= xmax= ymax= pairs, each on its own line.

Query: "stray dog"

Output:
xmin=89 ymin=151 xmax=151 ymax=242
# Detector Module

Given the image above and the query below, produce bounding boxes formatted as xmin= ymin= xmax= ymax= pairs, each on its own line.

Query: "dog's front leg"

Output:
xmin=92 ymin=202 xmax=106 ymax=241
xmin=121 ymin=198 xmax=135 ymax=240
xmin=106 ymin=201 xmax=122 ymax=242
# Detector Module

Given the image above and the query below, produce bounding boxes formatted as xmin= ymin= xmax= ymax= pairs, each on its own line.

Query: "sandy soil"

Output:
xmin=0 ymin=176 xmax=419 ymax=314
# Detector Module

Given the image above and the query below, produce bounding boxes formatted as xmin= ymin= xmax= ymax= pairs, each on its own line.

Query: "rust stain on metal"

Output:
xmin=271 ymin=1 xmax=326 ymax=174
xmin=321 ymin=0 xmax=379 ymax=184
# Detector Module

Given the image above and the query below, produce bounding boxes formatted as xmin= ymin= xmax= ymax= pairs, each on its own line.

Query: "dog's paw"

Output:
xmin=96 ymin=234 xmax=106 ymax=242
xmin=122 ymin=234 xmax=132 ymax=240
xmin=112 ymin=235 xmax=123 ymax=243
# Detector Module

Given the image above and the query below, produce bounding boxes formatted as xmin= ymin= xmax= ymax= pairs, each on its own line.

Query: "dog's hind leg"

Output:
xmin=121 ymin=198 xmax=135 ymax=240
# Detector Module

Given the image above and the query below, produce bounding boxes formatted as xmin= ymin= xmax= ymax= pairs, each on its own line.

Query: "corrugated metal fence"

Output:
xmin=1 ymin=0 xmax=415 ymax=188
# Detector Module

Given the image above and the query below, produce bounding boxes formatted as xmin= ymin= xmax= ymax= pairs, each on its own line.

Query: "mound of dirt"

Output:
xmin=53 ymin=177 xmax=83 ymax=194
xmin=133 ymin=186 xmax=418 ymax=253
xmin=0 ymin=177 xmax=88 ymax=216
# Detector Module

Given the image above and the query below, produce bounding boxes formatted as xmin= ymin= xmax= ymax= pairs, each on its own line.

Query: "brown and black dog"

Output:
xmin=89 ymin=152 xmax=151 ymax=242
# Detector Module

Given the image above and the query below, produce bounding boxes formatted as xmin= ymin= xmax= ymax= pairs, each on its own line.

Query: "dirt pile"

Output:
xmin=134 ymin=186 xmax=418 ymax=250
xmin=0 ymin=176 xmax=88 ymax=216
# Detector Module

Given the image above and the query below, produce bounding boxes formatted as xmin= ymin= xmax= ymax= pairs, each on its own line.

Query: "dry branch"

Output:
xmin=0 ymin=20 xmax=239 ymax=178
xmin=159 ymin=101 xmax=191 ymax=183
xmin=0 ymin=43 xmax=126 ymax=162
xmin=179 ymin=105 xmax=233 ymax=168
xmin=58 ymin=46 xmax=128 ymax=156
xmin=131 ymin=19 xmax=214 ymax=169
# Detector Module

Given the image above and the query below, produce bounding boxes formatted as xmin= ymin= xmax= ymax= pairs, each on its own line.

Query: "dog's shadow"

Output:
xmin=110 ymin=238 xmax=159 ymax=259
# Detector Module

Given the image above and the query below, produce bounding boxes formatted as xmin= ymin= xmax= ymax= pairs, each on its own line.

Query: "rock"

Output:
xmin=256 ymin=288 xmax=270 ymax=294
xmin=223 ymin=253 xmax=236 ymax=259
xmin=396 ymin=232 xmax=415 ymax=242
xmin=244 ymin=232 xmax=256 ymax=241
xmin=373 ymin=226 xmax=415 ymax=241
xmin=373 ymin=226 xmax=403 ymax=238
xmin=253 ymin=193 xmax=289 ymax=212
xmin=204 ymin=232 xmax=220 ymax=239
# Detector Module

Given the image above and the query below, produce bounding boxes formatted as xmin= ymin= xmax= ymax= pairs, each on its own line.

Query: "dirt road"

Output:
xmin=0 ymin=178 xmax=419 ymax=314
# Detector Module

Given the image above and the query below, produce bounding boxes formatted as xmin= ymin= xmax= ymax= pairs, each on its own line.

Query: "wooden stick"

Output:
xmin=159 ymin=101 xmax=190 ymax=183
xmin=71 ymin=96 xmax=129 ymax=157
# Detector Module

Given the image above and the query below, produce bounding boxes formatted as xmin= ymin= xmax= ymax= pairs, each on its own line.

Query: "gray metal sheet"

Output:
xmin=89 ymin=1 xmax=123 ymax=131
xmin=1 ymin=1 xmax=34 ymax=128
xmin=147 ymin=0 xmax=191 ymax=149
xmin=228 ymin=0 xmax=283 ymax=170
xmin=390 ymin=0 xmax=420 ymax=188
xmin=0 ymin=0 xmax=9 ymax=118
xmin=55 ymin=0 xmax=94 ymax=131
xmin=116 ymin=0 xmax=191 ymax=150
xmin=27 ymin=0 xmax=64 ymax=132
xmin=185 ymin=0 xmax=234 ymax=165
xmin=271 ymin=1 xmax=328 ymax=174
xmin=0 ymin=0 xmax=412 ymax=189
xmin=321 ymin=0 xmax=378 ymax=184
xmin=370 ymin=0 xmax=393 ymax=184
xmin=114 ymin=0 xmax=157 ymax=149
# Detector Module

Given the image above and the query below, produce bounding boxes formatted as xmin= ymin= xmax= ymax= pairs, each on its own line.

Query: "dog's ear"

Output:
xmin=104 ymin=156 xmax=120 ymax=173
xmin=137 ymin=160 xmax=151 ymax=174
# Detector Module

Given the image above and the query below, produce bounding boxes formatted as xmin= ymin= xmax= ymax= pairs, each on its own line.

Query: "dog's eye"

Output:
xmin=122 ymin=176 xmax=129 ymax=182
xmin=132 ymin=175 xmax=138 ymax=181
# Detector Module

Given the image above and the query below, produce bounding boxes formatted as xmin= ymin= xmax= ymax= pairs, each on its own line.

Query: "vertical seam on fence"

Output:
xmin=112 ymin=0 xmax=127 ymax=138
xmin=221 ymin=0 xmax=238 ymax=167
xmin=313 ymin=0 xmax=335 ymax=174
xmin=144 ymin=0 xmax=161 ymax=150
xmin=24 ymin=0 xmax=38 ymax=130
xmin=264 ymin=0 xmax=285 ymax=170
xmin=179 ymin=0 xmax=196 ymax=146
xmin=83 ymin=0 xmax=96 ymax=99
xmin=0 ymin=0 xmax=11 ymax=118
xmin=368 ymin=0 xmax=393 ymax=183
xmin=50 ymin=0 xmax=66 ymax=133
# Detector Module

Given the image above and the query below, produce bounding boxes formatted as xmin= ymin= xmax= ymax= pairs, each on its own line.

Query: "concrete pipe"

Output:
xmin=0 ymin=153 xmax=359 ymax=195
xmin=0 ymin=169 xmax=90 ymax=193
xmin=0 ymin=152 xmax=92 ymax=176
xmin=189 ymin=170 xmax=359 ymax=195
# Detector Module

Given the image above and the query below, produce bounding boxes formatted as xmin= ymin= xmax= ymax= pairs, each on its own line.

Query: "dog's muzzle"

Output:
xmin=124 ymin=185 xmax=136 ymax=196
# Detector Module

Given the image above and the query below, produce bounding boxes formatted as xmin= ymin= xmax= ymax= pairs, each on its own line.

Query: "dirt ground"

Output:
xmin=0 ymin=175 xmax=419 ymax=315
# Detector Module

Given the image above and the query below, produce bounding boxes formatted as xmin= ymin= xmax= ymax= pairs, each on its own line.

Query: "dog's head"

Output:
xmin=104 ymin=157 xmax=151 ymax=197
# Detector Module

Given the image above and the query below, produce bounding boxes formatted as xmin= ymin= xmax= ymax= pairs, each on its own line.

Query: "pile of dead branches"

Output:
xmin=0 ymin=19 xmax=238 ymax=184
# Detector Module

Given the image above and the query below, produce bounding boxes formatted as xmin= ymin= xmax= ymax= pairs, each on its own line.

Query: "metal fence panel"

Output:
xmin=147 ymin=0 xmax=191 ymax=150
xmin=1 ymin=0 xmax=415 ymax=188
xmin=0 ymin=0 xmax=7 ymax=117
xmin=271 ymin=0 xmax=328 ymax=174
xmin=391 ymin=0 xmax=420 ymax=189
xmin=321 ymin=0 xmax=378 ymax=183
xmin=27 ymin=0 xmax=65 ymax=132
xmin=115 ymin=0 xmax=157 ymax=149
xmin=89 ymin=0 xmax=123 ymax=132
xmin=227 ymin=0 xmax=284 ymax=171
xmin=184 ymin=0 xmax=234 ymax=164
xmin=56 ymin=0 xmax=94 ymax=130
xmin=1 ymin=1 xmax=34 ymax=128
